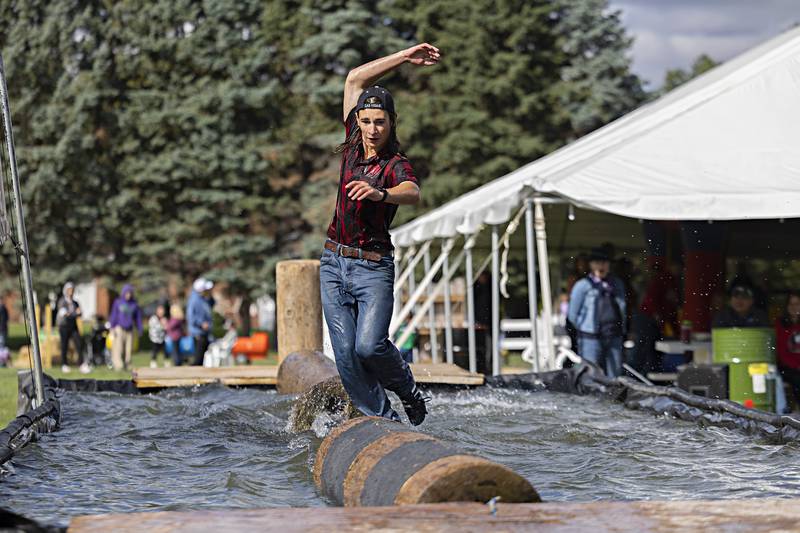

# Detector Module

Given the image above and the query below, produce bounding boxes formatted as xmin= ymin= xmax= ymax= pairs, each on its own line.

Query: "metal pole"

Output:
xmin=423 ymin=247 xmax=439 ymax=363
xmin=465 ymin=239 xmax=477 ymax=374
xmin=442 ymin=242 xmax=454 ymax=365
xmin=0 ymin=55 xmax=45 ymax=407
xmin=491 ymin=226 xmax=500 ymax=377
xmin=534 ymin=199 xmax=556 ymax=369
xmin=524 ymin=199 xmax=539 ymax=372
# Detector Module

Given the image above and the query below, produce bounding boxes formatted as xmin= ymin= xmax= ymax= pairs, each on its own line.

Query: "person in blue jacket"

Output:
xmin=187 ymin=278 xmax=214 ymax=366
xmin=567 ymin=247 xmax=627 ymax=377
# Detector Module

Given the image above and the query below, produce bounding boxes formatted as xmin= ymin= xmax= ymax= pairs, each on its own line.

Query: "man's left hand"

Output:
xmin=346 ymin=180 xmax=383 ymax=201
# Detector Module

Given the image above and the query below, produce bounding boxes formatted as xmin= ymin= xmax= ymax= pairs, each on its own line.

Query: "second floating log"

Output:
xmin=315 ymin=417 xmax=540 ymax=506
xmin=276 ymin=350 xmax=338 ymax=395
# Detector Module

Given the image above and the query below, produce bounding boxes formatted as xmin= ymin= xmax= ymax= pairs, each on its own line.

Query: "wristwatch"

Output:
xmin=376 ymin=187 xmax=388 ymax=202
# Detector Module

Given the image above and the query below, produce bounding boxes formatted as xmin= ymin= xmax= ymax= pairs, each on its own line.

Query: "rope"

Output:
xmin=468 ymin=204 xmax=527 ymax=298
xmin=499 ymin=204 xmax=527 ymax=298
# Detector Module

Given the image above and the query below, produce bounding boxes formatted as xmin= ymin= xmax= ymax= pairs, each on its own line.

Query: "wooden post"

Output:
xmin=276 ymin=260 xmax=323 ymax=364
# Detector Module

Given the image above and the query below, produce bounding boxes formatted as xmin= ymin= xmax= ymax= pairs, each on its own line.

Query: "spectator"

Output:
xmin=166 ymin=304 xmax=185 ymax=366
xmin=88 ymin=315 xmax=110 ymax=367
xmin=56 ymin=282 xmax=88 ymax=374
xmin=568 ymin=247 xmax=627 ymax=377
xmin=148 ymin=304 xmax=169 ymax=368
xmin=711 ymin=284 xmax=768 ymax=328
xmin=629 ymin=263 xmax=680 ymax=374
xmin=0 ymin=294 xmax=8 ymax=350
xmin=0 ymin=294 xmax=9 ymax=366
xmin=187 ymin=278 xmax=214 ymax=366
xmin=109 ymin=284 xmax=143 ymax=370
xmin=776 ymin=292 xmax=800 ymax=409
xmin=565 ymin=254 xmax=590 ymax=296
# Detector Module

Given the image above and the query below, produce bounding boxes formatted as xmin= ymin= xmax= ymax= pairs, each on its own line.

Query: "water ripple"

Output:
xmin=2 ymin=386 xmax=800 ymax=527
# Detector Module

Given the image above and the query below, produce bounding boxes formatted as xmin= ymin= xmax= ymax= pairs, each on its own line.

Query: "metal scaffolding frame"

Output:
xmin=390 ymin=195 xmax=564 ymax=375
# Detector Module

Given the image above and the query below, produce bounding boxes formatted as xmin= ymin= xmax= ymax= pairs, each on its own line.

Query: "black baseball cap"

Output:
xmin=356 ymin=86 xmax=395 ymax=115
xmin=730 ymin=284 xmax=754 ymax=298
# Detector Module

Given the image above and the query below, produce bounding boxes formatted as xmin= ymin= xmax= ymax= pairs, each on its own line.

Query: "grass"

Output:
xmin=0 ymin=349 xmax=280 ymax=428
xmin=0 ymin=352 xmax=150 ymax=428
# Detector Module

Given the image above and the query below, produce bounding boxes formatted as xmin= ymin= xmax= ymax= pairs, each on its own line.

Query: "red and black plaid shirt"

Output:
xmin=326 ymin=108 xmax=419 ymax=252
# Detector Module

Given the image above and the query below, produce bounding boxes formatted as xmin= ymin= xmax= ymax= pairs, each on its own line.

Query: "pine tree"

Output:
xmin=553 ymin=0 xmax=645 ymax=139
xmin=381 ymin=0 xmax=566 ymax=216
xmin=0 ymin=0 xmax=648 ymax=306
xmin=659 ymin=54 xmax=718 ymax=95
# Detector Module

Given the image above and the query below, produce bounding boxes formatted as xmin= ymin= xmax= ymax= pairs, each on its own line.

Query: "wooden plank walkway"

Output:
xmin=132 ymin=363 xmax=484 ymax=389
xmin=132 ymin=366 xmax=278 ymax=388
xmin=68 ymin=499 xmax=800 ymax=532
xmin=408 ymin=363 xmax=484 ymax=385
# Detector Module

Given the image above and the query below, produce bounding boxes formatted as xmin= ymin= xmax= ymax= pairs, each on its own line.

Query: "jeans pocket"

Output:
xmin=320 ymin=249 xmax=336 ymax=266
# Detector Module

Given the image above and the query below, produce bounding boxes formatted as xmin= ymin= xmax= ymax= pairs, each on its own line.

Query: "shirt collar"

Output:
xmin=355 ymin=143 xmax=392 ymax=165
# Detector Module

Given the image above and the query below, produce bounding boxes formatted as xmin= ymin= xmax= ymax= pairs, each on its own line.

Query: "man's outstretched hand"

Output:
xmin=403 ymin=43 xmax=441 ymax=66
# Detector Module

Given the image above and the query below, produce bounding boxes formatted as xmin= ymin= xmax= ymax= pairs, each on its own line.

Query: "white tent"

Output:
xmin=391 ymin=25 xmax=800 ymax=248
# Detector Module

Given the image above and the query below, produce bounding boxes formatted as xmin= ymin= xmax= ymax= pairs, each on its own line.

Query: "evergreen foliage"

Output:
xmin=0 ymin=0 xmax=645 ymax=302
xmin=659 ymin=54 xmax=719 ymax=96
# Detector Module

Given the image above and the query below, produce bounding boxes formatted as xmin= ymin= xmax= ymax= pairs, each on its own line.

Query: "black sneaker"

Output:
xmin=401 ymin=386 xmax=430 ymax=426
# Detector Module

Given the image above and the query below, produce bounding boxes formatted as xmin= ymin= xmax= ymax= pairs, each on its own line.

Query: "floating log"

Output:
xmin=277 ymin=350 xmax=338 ymax=395
xmin=276 ymin=260 xmax=323 ymax=364
xmin=314 ymin=417 xmax=539 ymax=506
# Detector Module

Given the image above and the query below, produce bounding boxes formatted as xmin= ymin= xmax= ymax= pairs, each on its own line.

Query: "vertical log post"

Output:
xmin=276 ymin=260 xmax=323 ymax=364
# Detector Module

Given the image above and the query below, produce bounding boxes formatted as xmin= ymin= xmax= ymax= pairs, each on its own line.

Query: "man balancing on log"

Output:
xmin=320 ymin=43 xmax=441 ymax=426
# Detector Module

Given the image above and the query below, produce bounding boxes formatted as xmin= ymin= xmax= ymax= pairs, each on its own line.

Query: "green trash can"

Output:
xmin=712 ymin=327 xmax=775 ymax=412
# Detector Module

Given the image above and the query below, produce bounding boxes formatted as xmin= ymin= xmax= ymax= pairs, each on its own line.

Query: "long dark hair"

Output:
xmin=781 ymin=291 xmax=800 ymax=326
xmin=335 ymin=109 xmax=401 ymax=155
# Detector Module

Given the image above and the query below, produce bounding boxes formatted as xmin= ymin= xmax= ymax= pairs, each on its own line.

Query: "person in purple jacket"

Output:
xmin=109 ymin=284 xmax=143 ymax=370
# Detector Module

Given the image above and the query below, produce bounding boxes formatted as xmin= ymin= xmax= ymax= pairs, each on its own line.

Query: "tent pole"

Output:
xmin=465 ymin=237 xmax=477 ymax=374
xmin=423 ymin=247 xmax=439 ymax=364
xmin=534 ymin=199 xmax=556 ymax=369
xmin=491 ymin=226 xmax=501 ymax=377
xmin=441 ymin=241 xmax=454 ymax=365
xmin=524 ymin=199 xmax=539 ymax=372
xmin=0 ymin=55 xmax=44 ymax=407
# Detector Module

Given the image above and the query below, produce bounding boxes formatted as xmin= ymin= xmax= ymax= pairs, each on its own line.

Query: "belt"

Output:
xmin=324 ymin=241 xmax=385 ymax=262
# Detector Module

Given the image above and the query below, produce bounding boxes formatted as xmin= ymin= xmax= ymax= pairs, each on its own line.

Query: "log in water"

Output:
xmin=314 ymin=416 xmax=540 ymax=506
xmin=276 ymin=350 xmax=338 ymax=395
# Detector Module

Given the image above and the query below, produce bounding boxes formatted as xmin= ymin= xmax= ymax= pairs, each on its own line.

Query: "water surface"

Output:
xmin=2 ymin=385 xmax=799 ymax=527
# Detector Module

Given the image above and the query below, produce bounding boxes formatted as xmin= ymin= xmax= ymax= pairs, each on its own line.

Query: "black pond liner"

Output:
xmin=4 ymin=372 xmax=140 ymax=468
xmin=487 ymin=363 xmax=800 ymax=444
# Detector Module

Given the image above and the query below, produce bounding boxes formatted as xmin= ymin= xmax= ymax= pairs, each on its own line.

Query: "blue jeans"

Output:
xmin=578 ymin=335 xmax=623 ymax=378
xmin=319 ymin=247 xmax=416 ymax=420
